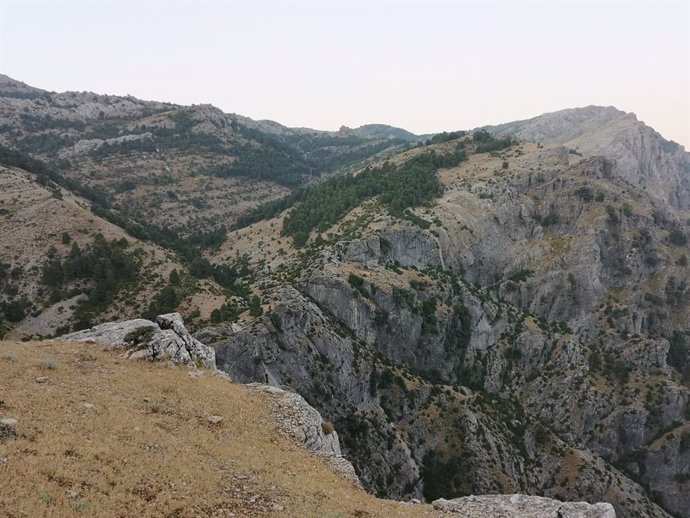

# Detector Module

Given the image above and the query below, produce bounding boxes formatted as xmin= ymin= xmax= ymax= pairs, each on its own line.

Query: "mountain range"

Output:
xmin=0 ymin=74 xmax=689 ymax=517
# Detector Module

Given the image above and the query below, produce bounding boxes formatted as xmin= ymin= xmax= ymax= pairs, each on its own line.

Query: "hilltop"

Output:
xmin=0 ymin=339 xmax=434 ymax=517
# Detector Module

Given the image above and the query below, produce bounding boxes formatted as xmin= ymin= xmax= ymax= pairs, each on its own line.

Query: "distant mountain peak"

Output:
xmin=0 ymin=74 xmax=46 ymax=93
xmin=486 ymin=105 xmax=689 ymax=209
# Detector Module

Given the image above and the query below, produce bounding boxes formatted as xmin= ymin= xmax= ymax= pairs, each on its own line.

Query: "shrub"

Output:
xmin=670 ymin=229 xmax=688 ymax=246
xmin=422 ymin=449 xmax=474 ymax=501
xmin=606 ymin=205 xmax=619 ymax=224
xmin=248 ymin=295 xmax=263 ymax=317
xmin=575 ymin=186 xmax=594 ymax=202
xmin=347 ymin=273 xmax=370 ymax=298
xmin=373 ymin=308 xmax=389 ymax=327
xmin=321 ymin=421 xmax=335 ymax=435
xmin=269 ymin=312 xmax=282 ymax=331
xmin=622 ymin=203 xmax=634 ymax=218
xmin=541 ymin=212 xmax=559 ymax=227
xmin=680 ymin=430 xmax=690 ymax=453
xmin=510 ymin=269 xmax=534 ymax=283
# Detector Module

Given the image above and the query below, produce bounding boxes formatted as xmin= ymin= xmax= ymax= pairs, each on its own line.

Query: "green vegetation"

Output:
xmin=144 ymin=286 xmax=180 ymax=320
xmin=347 ymin=273 xmax=370 ymax=298
xmin=427 ymin=130 xmax=467 ymax=144
xmin=422 ymin=449 xmax=474 ymax=501
xmin=281 ymin=149 xmax=465 ymax=245
xmin=668 ymin=332 xmax=689 ymax=380
xmin=0 ymin=144 xmax=237 ymax=292
xmin=392 ymin=286 xmax=415 ymax=309
xmin=0 ymin=298 xmax=32 ymax=323
xmin=472 ymin=129 xmax=513 ymax=153
xmin=540 ymin=212 xmax=560 ymax=227
xmin=41 ymin=235 xmax=140 ymax=328
xmin=234 ymin=131 xmax=513 ymax=236
xmin=446 ymin=303 xmax=472 ymax=351
xmin=209 ymin=141 xmax=312 ymax=188
xmin=575 ymin=186 xmax=594 ymax=202
xmin=420 ymin=298 xmax=438 ymax=334
xmin=248 ymin=295 xmax=263 ymax=317
xmin=210 ymin=301 xmax=241 ymax=323
xmin=88 ymin=136 xmax=157 ymax=159
xmin=670 ymin=229 xmax=688 ymax=246
xmin=509 ymin=269 xmax=534 ymax=283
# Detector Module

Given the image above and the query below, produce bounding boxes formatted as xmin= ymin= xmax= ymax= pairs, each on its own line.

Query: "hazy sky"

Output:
xmin=1 ymin=0 xmax=689 ymax=146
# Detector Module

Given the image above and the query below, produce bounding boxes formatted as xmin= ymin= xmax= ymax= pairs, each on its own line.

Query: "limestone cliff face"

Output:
xmin=206 ymin=247 xmax=676 ymax=517
xmin=433 ymin=494 xmax=615 ymax=518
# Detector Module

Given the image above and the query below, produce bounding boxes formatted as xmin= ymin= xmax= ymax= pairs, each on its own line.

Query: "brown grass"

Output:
xmin=0 ymin=341 xmax=440 ymax=518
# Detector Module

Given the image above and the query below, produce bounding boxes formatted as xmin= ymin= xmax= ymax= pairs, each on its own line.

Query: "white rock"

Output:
xmin=60 ymin=313 xmax=216 ymax=369
xmin=207 ymin=415 xmax=223 ymax=424
xmin=433 ymin=494 xmax=616 ymax=518
xmin=0 ymin=418 xmax=18 ymax=427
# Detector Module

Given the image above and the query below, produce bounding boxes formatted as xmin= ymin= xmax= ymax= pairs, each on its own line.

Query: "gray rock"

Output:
xmin=60 ymin=313 xmax=215 ymax=369
xmin=246 ymin=383 xmax=362 ymax=488
xmin=433 ymin=494 xmax=616 ymax=517
xmin=246 ymin=383 xmax=343 ymax=455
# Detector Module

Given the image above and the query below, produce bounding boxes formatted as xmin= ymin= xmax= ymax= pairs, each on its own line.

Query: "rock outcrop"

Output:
xmin=246 ymin=383 xmax=362 ymax=487
xmin=433 ymin=494 xmax=616 ymax=518
xmin=61 ymin=313 xmax=216 ymax=369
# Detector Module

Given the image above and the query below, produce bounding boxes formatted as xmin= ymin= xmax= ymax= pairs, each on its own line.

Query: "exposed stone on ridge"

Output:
xmin=432 ymin=494 xmax=616 ymax=517
xmin=60 ymin=312 xmax=215 ymax=369
xmin=246 ymin=383 xmax=361 ymax=488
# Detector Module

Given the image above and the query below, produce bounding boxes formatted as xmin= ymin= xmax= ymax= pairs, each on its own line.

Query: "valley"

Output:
xmin=1 ymin=75 xmax=689 ymax=517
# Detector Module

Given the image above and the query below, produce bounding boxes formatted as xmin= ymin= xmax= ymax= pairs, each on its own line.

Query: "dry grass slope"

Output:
xmin=0 ymin=341 xmax=440 ymax=518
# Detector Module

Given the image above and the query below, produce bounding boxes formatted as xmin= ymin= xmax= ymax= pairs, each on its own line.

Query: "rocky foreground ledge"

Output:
xmin=57 ymin=315 xmax=616 ymax=517
xmin=433 ymin=494 xmax=615 ymax=517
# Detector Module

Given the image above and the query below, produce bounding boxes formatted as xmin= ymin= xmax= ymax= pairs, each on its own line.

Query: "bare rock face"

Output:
xmin=335 ymin=221 xmax=444 ymax=269
xmin=60 ymin=313 xmax=215 ymax=369
xmin=246 ymin=383 xmax=361 ymax=487
xmin=433 ymin=494 xmax=616 ymax=518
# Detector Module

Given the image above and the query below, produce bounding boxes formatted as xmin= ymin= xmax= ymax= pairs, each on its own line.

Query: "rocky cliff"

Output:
xmin=201 ymin=130 xmax=689 ymax=517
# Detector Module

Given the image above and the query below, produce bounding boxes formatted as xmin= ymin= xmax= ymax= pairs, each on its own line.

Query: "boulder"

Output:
xmin=60 ymin=313 xmax=215 ymax=369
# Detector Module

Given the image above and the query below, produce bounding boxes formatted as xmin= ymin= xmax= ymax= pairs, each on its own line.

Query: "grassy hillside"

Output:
xmin=0 ymin=340 xmax=441 ymax=518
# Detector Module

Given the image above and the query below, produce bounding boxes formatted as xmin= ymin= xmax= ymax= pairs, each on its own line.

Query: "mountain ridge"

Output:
xmin=1 ymin=76 xmax=689 ymax=517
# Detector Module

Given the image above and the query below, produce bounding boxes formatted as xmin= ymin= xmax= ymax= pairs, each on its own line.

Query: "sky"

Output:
xmin=1 ymin=0 xmax=689 ymax=147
